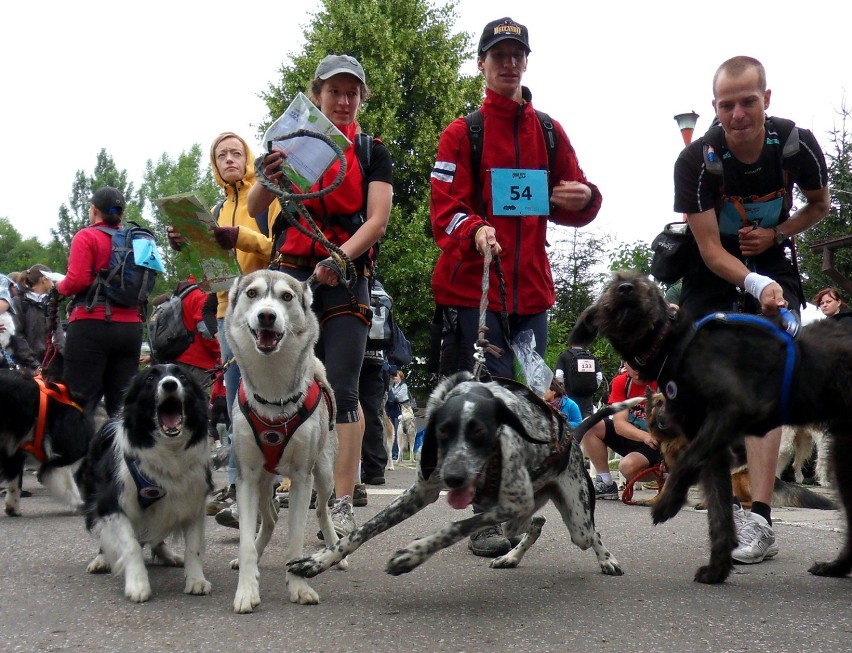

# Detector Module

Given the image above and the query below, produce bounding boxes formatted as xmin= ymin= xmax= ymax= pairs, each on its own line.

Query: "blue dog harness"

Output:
xmin=691 ymin=312 xmax=797 ymax=423
xmin=125 ymin=457 xmax=167 ymax=510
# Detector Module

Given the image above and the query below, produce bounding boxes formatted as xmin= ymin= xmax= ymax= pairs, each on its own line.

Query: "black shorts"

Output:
xmin=602 ymin=417 xmax=662 ymax=466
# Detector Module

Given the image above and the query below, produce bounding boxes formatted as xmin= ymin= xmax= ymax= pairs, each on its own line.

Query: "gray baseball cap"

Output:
xmin=314 ymin=54 xmax=366 ymax=84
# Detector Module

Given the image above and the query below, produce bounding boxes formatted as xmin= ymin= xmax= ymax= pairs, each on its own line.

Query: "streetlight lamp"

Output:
xmin=674 ymin=111 xmax=699 ymax=146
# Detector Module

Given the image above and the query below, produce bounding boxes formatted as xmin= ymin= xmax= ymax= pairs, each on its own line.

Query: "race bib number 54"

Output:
xmin=490 ymin=169 xmax=550 ymax=216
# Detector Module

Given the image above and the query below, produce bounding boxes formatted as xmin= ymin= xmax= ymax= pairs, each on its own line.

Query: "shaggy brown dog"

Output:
xmin=570 ymin=270 xmax=852 ymax=584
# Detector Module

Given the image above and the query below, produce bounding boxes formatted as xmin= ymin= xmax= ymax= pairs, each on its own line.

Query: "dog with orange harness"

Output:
xmin=0 ymin=369 xmax=93 ymax=516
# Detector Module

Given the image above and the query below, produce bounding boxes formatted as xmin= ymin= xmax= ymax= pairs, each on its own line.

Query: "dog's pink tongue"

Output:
xmin=447 ymin=483 xmax=474 ymax=509
xmin=258 ymin=329 xmax=278 ymax=348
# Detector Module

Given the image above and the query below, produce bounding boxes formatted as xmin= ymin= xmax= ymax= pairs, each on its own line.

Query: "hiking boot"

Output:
xmin=317 ymin=496 xmax=356 ymax=541
xmin=276 ymin=489 xmax=323 ymax=510
xmin=732 ymin=507 xmax=778 ymax=564
xmin=214 ymin=498 xmax=278 ymax=530
xmin=353 ymin=483 xmax=368 ymax=507
xmin=215 ymin=503 xmax=240 ymax=529
xmin=593 ymin=476 xmax=619 ymax=500
xmin=207 ymin=484 xmax=235 ymax=516
xmin=467 ymin=525 xmax=512 ymax=558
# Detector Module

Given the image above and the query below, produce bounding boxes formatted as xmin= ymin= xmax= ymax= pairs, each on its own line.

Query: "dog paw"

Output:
xmin=287 ymin=575 xmax=320 ymax=605
xmin=233 ymin=589 xmax=261 ymax=614
xmin=155 ymin=552 xmax=183 ymax=567
xmin=185 ymin=577 xmax=212 ymax=595
xmin=86 ymin=554 xmax=111 ymax=574
xmin=693 ymin=563 xmax=731 ymax=584
xmin=229 ymin=558 xmax=240 ymax=570
xmin=490 ymin=554 xmax=520 ymax=569
xmin=651 ymin=496 xmax=682 ymax=524
xmin=600 ymin=561 xmax=624 ymax=576
xmin=287 ymin=556 xmax=323 ymax=578
xmin=808 ymin=560 xmax=851 ymax=577
xmin=125 ymin=580 xmax=153 ymax=603
xmin=4 ymin=505 xmax=21 ymax=517
xmin=385 ymin=547 xmax=421 ymax=576
xmin=336 ymin=558 xmax=349 ymax=571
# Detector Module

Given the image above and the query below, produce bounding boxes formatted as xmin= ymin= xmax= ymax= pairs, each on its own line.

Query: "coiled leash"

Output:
xmin=620 ymin=463 xmax=667 ymax=506
xmin=472 ymin=248 xmax=512 ymax=383
xmin=255 ymin=129 xmax=371 ymax=327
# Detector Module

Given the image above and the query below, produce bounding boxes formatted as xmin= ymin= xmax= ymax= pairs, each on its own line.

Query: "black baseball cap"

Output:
xmin=478 ymin=17 xmax=531 ymax=56
xmin=90 ymin=186 xmax=126 ymax=215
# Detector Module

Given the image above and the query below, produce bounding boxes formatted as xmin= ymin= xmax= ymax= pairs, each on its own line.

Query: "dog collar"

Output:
xmin=632 ymin=306 xmax=678 ymax=371
xmin=238 ymin=379 xmax=334 ymax=474
xmin=125 ymin=457 xmax=167 ymax=509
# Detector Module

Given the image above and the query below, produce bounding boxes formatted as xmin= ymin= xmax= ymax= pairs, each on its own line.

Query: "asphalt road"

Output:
xmin=2 ymin=463 xmax=849 ymax=653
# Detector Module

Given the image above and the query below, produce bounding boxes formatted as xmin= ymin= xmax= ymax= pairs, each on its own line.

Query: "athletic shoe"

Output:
xmin=317 ymin=496 xmax=356 ymax=540
xmin=362 ymin=475 xmax=386 ymax=486
xmin=732 ymin=506 xmax=778 ymax=564
xmin=467 ymin=525 xmax=512 ymax=557
xmin=206 ymin=484 xmax=235 ymax=516
xmin=214 ymin=499 xmax=278 ymax=530
xmin=353 ymin=483 xmax=368 ymax=507
xmin=593 ymin=476 xmax=619 ymax=500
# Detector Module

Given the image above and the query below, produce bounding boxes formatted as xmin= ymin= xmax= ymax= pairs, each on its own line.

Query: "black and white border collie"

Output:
xmin=76 ymin=364 xmax=213 ymax=603
xmin=0 ymin=368 xmax=92 ymax=516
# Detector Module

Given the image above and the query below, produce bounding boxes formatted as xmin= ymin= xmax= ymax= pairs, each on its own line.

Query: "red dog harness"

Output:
xmin=238 ymin=379 xmax=334 ymax=474
xmin=20 ymin=376 xmax=83 ymax=463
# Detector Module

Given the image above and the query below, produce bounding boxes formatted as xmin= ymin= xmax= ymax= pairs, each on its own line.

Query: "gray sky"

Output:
xmin=3 ymin=0 xmax=850 ymax=255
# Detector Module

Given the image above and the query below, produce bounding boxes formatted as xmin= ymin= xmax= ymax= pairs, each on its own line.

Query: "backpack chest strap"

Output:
xmin=238 ymin=379 xmax=328 ymax=474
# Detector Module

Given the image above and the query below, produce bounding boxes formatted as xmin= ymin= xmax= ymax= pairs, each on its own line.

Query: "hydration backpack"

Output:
xmin=86 ymin=221 xmax=160 ymax=317
xmin=368 ymin=284 xmax=395 ymax=350
xmin=148 ymin=284 xmax=197 ymax=363
xmin=562 ymin=348 xmax=599 ymax=396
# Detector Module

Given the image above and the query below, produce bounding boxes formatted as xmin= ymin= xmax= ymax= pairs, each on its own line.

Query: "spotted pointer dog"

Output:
xmin=289 ymin=372 xmax=640 ymax=581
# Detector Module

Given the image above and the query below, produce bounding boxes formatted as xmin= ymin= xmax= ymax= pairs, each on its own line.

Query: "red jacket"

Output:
xmin=430 ymin=87 xmax=601 ymax=314
xmin=176 ymin=284 xmax=220 ymax=371
xmin=56 ymin=222 xmax=142 ymax=323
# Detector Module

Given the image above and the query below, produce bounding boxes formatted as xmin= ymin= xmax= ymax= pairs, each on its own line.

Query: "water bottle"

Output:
xmin=778 ymin=307 xmax=800 ymax=338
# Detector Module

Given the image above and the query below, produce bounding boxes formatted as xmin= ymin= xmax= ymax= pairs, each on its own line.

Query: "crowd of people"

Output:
xmin=2 ymin=17 xmax=843 ymax=574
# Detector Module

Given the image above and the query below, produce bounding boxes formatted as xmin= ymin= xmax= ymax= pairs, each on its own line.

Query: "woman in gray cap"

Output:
xmin=248 ymin=54 xmax=393 ymax=538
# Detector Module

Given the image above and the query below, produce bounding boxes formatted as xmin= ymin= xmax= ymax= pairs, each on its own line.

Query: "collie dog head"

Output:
xmin=224 ymin=270 xmax=318 ymax=360
xmin=121 ymin=364 xmax=208 ymax=450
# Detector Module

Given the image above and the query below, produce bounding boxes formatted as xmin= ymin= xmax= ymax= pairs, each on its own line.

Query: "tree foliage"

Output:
xmin=259 ymin=0 xmax=483 ymax=355
xmin=797 ymin=101 xmax=852 ymax=301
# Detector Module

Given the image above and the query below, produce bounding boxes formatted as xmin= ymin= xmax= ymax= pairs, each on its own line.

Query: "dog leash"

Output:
xmin=472 ymin=248 xmax=511 ymax=382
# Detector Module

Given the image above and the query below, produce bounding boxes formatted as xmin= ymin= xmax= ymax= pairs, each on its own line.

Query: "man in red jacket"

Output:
xmin=429 ymin=17 xmax=602 ymax=557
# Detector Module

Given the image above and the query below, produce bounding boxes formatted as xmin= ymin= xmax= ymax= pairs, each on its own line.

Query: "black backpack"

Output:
xmin=85 ymin=221 xmax=160 ymax=318
xmin=561 ymin=348 xmax=598 ymax=396
xmin=148 ymin=284 xmax=197 ymax=362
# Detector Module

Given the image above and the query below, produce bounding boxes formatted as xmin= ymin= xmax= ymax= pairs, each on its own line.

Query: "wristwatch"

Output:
xmin=772 ymin=226 xmax=787 ymax=246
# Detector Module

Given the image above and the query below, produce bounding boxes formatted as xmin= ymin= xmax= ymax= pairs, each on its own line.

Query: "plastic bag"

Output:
xmin=511 ymin=330 xmax=553 ymax=397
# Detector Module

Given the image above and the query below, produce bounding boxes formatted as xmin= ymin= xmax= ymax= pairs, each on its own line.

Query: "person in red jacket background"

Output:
xmin=57 ymin=187 xmax=142 ymax=421
xmin=429 ymin=17 xmax=602 ymax=558
xmin=170 ymin=279 xmax=220 ymax=394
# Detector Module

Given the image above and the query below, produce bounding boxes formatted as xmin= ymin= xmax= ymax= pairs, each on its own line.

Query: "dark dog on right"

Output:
xmin=570 ymin=270 xmax=852 ymax=584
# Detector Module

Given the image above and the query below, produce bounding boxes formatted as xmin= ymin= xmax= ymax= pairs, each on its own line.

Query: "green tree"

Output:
xmin=258 ymin=0 xmax=483 ymax=357
xmin=0 ymin=218 xmax=52 ymax=273
xmin=797 ymin=101 xmax=852 ymax=301
xmin=50 ymin=149 xmax=142 ymax=266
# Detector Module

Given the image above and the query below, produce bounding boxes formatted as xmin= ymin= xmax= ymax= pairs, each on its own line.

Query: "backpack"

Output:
xmin=702 ymin=116 xmax=800 ymax=220
xmin=148 ymin=283 xmax=197 ymax=363
xmin=368 ymin=284 xmax=395 ymax=350
xmin=465 ymin=108 xmax=558 ymax=212
xmin=561 ymin=348 xmax=598 ymax=396
xmin=86 ymin=221 xmax=160 ymax=317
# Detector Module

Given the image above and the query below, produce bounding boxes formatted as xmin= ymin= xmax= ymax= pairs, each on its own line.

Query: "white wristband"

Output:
xmin=744 ymin=272 xmax=774 ymax=302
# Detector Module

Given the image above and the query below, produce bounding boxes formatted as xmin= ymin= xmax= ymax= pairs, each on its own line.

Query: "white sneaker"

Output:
xmin=732 ymin=506 xmax=778 ymax=564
